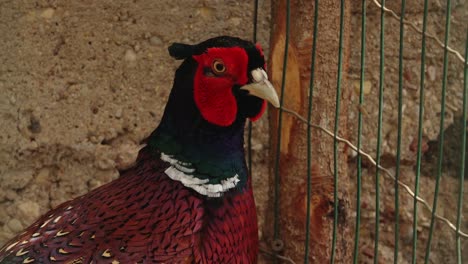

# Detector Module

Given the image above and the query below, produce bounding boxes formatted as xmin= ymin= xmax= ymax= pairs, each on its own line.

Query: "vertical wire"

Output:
xmin=374 ymin=0 xmax=386 ymax=262
xmin=331 ymin=0 xmax=345 ymax=262
xmin=423 ymin=0 xmax=452 ymax=263
xmin=456 ymin=30 xmax=468 ymax=264
xmin=273 ymin=0 xmax=290 ymax=253
xmin=252 ymin=0 xmax=258 ymax=43
xmin=412 ymin=0 xmax=429 ymax=262
xmin=304 ymin=0 xmax=319 ymax=262
xmin=394 ymin=0 xmax=406 ymax=263
xmin=247 ymin=0 xmax=259 ymax=175
xmin=352 ymin=1 xmax=366 ymax=263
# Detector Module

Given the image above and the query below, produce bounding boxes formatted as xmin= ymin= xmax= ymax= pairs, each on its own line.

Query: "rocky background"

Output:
xmin=0 ymin=0 xmax=467 ymax=263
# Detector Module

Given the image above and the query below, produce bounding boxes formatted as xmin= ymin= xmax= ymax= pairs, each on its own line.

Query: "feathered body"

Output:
xmin=0 ymin=148 xmax=258 ymax=263
xmin=0 ymin=36 xmax=278 ymax=263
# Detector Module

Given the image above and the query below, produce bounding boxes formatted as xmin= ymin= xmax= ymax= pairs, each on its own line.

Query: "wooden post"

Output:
xmin=265 ymin=0 xmax=352 ymax=262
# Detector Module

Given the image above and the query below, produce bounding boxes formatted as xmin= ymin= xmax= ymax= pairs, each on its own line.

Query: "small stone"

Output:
xmin=35 ymin=168 xmax=50 ymax=184
xmin=348 ymin=148 xmax=358 ymax=158
xmin=198 ymin=6 xmax=214 ymax=20
xmin=9 ymin=96 xmax=16 ymax=104
xmin=214 ymin=10 xmax=228 ymax=20
xmin=7 ymin=219 xmax=23 ymax=233
xmin=134 ymin=44 xmax=141 ymax=52
xmin=251 ymin=143 xmax=263 ymax=151
xmin=17 ymin=201 xmax=41 ymax=225
xmin=96 ymin=158 xmax=115 ymax=170
xmin=115 ymin=143 xmax=141 ymax=170
xmin=5 ymin=190 xmax=18 ymax=201
xmin=353 ymin=80 xmax=372 ymax=95
xmin=229 ymin=17 xmax=242 ymax=26
xmin=40 ymin=8 xmax=55 ymax=19
xmin=363 ymin=81 xmax=372 ymax=94
xmin=427 ymin=65 xmax=436 ymax=82
xmin=103 ymin=128 xmax=118 ymax=142
xmin=149 ymin=36 xmax=162 ymax=46
xmin=115 ymin=108 xmax=123 ymax=119
xmin=124 ymin=49 xmax=137 ymax=62
xmin=87 ymin=128 xmax=104 ymax=144
xmin=28 ymin=116 xmax=41 ymax=134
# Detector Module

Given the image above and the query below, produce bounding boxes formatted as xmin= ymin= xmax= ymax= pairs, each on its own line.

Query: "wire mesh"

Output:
xmin=330 ymin=1 xmax=346 ymax=263
xmin=411 ymin=0 xmax=429 ymax=262
xmin=373 ymin=0 xmax=386 ymax=261
xmin=424 ymin=1 xmax=452 ymax=263
xmin=258 ymin=0 xmax=467 ymax=263
xmin=353 ymin=0 xmax=366 ymax=263
xmin=304 ymin=0 xmax=319 ymax=262
xmin=394 ymin=0 xmax=406 ymax=263
xmin=272 ymin=0 xmax=290 ymax=252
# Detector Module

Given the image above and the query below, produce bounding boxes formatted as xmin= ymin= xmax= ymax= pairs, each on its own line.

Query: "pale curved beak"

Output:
xmin=240 ymin=68 xmax=280 ymax=108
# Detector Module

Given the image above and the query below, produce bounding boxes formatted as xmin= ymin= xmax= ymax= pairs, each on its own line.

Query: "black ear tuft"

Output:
xmin=168 ymin=43 xmax=195 ymax=60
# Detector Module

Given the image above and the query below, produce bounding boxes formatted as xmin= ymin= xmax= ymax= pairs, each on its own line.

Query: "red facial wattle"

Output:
xmin=193 ymin=47 xmax=269 ymax=127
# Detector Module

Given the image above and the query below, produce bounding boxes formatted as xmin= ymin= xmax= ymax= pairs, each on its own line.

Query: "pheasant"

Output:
xmin=0 ymin=36 xmax=279 ymax=263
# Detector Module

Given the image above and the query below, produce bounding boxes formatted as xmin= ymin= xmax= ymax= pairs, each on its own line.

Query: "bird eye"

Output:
xmin=211 ymin=59 xmax=226 ymax=75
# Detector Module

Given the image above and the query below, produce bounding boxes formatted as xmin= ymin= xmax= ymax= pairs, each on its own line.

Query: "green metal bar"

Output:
xmin=331 ymin=0 xmax=345 ymax=262
xmin=423 ymin=0 xmax=452 ymax=263
xmin=456 ymin=30 xmax=468 ymax=264
xmin=394 ymin=0 xmax=406 ymax=263
xmin=412 ymin=0 xmax=429 ymax=262
xmin=273 ymin=0 xmax=290 ymax=252
xmin=252 ymin=0 xmax=258 ymax=43
xmin=374 ymin=1 xmax=386 ymax=262
xmin=353 ymin=1 xmax=366 ymax=263
xmin=304 ymin=0 xmax=319 ymax=262
xmin=247 ymin=0 xmax=259 ymax=175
